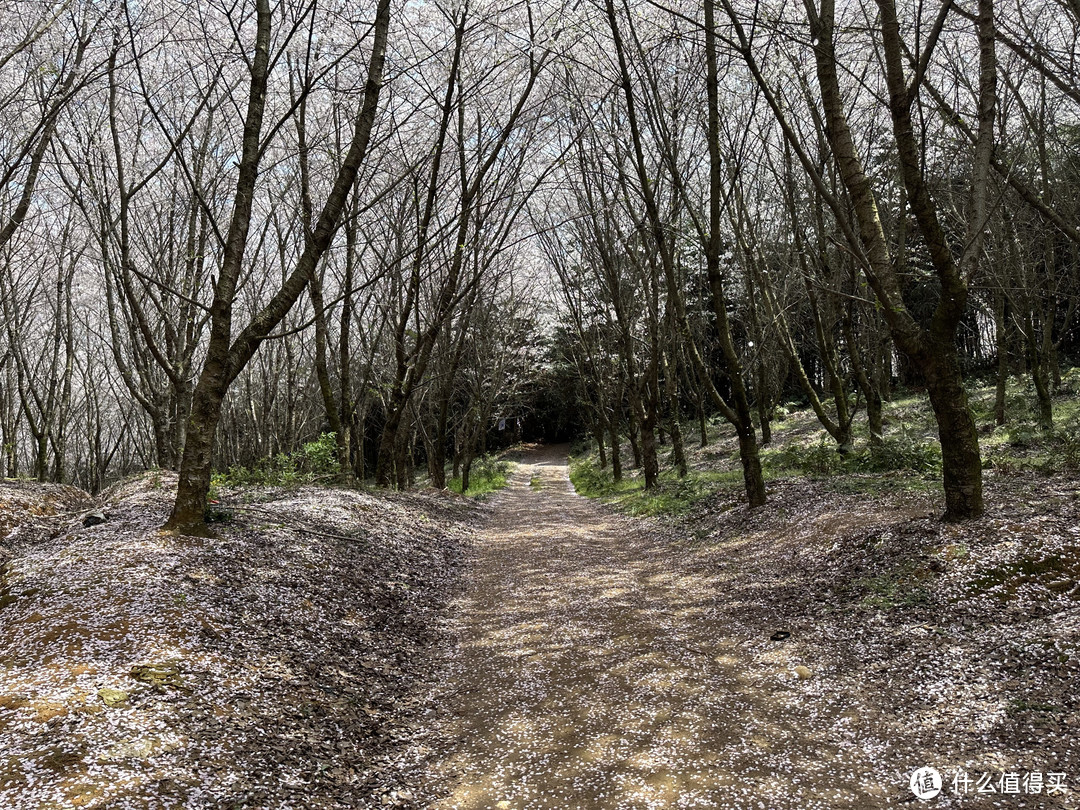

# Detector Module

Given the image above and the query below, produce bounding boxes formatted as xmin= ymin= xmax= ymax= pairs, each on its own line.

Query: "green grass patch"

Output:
xmin=529 ymin=473 xmax=543 ymax=491
xmin=570 ymin=456 xmax=743 ymax=517
xmin=824 ymin=475 xmax=942 ymax=497
xmin=448 ymin=455 xmax=513 ymax=497
xmin=983 ymin=413 xmax=1080 ymax=474
xmin=1006 ymin=698 xmax=1062 ymax=717
xmin=855 ymin=569 xmax=932 ymax=611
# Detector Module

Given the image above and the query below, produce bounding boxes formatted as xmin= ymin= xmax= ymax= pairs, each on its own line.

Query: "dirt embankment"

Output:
xmin=0 ymin=473 xmax=476 ymax=809
xmin=0 ymin=480 xmax=93 ymax=557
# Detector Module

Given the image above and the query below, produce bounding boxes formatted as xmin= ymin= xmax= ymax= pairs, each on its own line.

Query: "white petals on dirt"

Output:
xmin=0 ymin=474 xmax=472 ymax=809
xmin=3 ymin=452 xmax=1078 ymax=809
xmin=427 ymin=448 xmax=1079 ymax=809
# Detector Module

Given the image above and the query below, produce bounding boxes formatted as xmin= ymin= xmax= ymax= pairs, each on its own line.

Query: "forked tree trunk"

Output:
xmin=166 ymin=0 xmax=391 ymax=533
xmin=723 ymin=0 xmax=991 ymax=518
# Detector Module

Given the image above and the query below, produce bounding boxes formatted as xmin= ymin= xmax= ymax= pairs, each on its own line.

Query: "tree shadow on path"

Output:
xmin=430 ymin=445 xmax=895 ymax=810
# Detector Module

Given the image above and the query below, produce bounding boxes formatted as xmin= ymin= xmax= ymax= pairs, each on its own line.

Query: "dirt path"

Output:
xmin=429 ymin=446 xmax=895 ymax=810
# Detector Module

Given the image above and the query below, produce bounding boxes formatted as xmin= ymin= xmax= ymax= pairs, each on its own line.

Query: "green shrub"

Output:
xmin=571 ymin=455 xmax=742 ymax=516
xmin=767 ymin=439 xmax=843 ymax=476
xmin=569 ymin=437 xmax=593 ymax=457
xmin=764 ymin=435 xmax=942 ymax=478
xmin=1008 ymin=422 xmax=1042 ymax=450
xmin=852 ymin=437 xmax=942 ymax=475
xmin=204 ymin=505 xmax=235 ymax=523
xmin=1056 ymin=418 xmax=1080 ymax=471
xmin=449 ymin=454 xmax=512 ymax=496
xmin=300 ymin=432 xmax=338 ymax=475
xmin=1007 ymin=390 xmax=1035 ymax=419
xmin=213 ymin=432 xmax=339 ymax=488
xmin=1059 ymin=367 xmax=1080 ymax=396
xmin=569 ymin=456 xmax=622 ymax=497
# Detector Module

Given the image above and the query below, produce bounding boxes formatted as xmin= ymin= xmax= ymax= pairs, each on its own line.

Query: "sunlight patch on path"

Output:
xmin=430 ymin=446 xmax=892 ymax=809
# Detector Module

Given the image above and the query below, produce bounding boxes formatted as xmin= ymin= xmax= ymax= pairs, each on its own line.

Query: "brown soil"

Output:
xmin=2 ymin=452 xmax=1076 ymax=809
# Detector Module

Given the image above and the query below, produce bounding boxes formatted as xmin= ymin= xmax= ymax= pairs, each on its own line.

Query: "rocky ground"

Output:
xmin=0 ymin=474 xmax=476 ymax=809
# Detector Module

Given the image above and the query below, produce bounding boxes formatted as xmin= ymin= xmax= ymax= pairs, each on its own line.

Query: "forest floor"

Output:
xmin=0 ymin=474 xmax=475 ymax=809
xmin=425 ymin=445 xmax=1079 ymax=809
xmin=1 ymin=412 xmax=1078 ymax=808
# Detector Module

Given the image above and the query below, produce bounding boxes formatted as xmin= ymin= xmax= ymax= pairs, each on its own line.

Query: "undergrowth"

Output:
xmin=764 ymin=436 xmax=942 ymax=479
xmin=569 ymin=457 xmax=743 ymax=516
xmin=448 ymin=455 xmax=512 ymax=497
xmin=212 ymin=432 xmax=340 ymax=491
xmin=570 ymin=372 xmax=1080 ymax=511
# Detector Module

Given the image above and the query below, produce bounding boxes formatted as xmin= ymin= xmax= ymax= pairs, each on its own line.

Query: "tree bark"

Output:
xmin=732 ymin=0 xmax=989 ymax=518
xmin=166 ymin=0 xmax=391 ymax=532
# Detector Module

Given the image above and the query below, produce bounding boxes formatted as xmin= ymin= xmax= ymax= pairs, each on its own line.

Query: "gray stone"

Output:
xmin=82 ymin=510 xmax=106 ymax=527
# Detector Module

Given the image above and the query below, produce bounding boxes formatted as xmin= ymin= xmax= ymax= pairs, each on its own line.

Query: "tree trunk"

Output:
xmin=640 ymin=413 xmax=659 ymax=489
xmin=736 ymin=0 xmax=991 ymax=518
xmin=669 ymin=415 xmax=687 ymax=478
xmin=925 ymin=346 xmax=984 ymax=520
xmin=665 ymin=384 xmax=682 ymax=479
xmin=591 ymin=414 xmax=608 ymax=468
xmin=994 ymin=292 xmax=1008 ymax=425
xmin=430 ymin=400 xmax=450 ymax=489
xmin=845 ymin=305 xmax=883 ymax=445
xmin=697 ymin=387 xmax=709 ymax=448
xmin=461 ymin=452 xmax=473 ymax=494
xmin=167 ymin=0 xmax=391 ymax=531
xmin=663 ymin=345 xmax=687 ymax=476
xmin=167 ymin=375 xmax=226 ymax=536
xmin=704 ymin=0 xmax=766 ymax=506
xmin=1032 ymin=359 xmax=1054 ymax=432
xmin=608 ymin=407 xmax=622 ymax=483
xmin=628 ymin=412 xmax=642 ymax=469
xmin=310 ymin=273 xmax=344 ymax=446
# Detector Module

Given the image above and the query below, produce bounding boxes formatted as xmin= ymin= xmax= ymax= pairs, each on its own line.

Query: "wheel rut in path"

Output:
xmin=430 ymin=445 xmax=890 ymax=809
